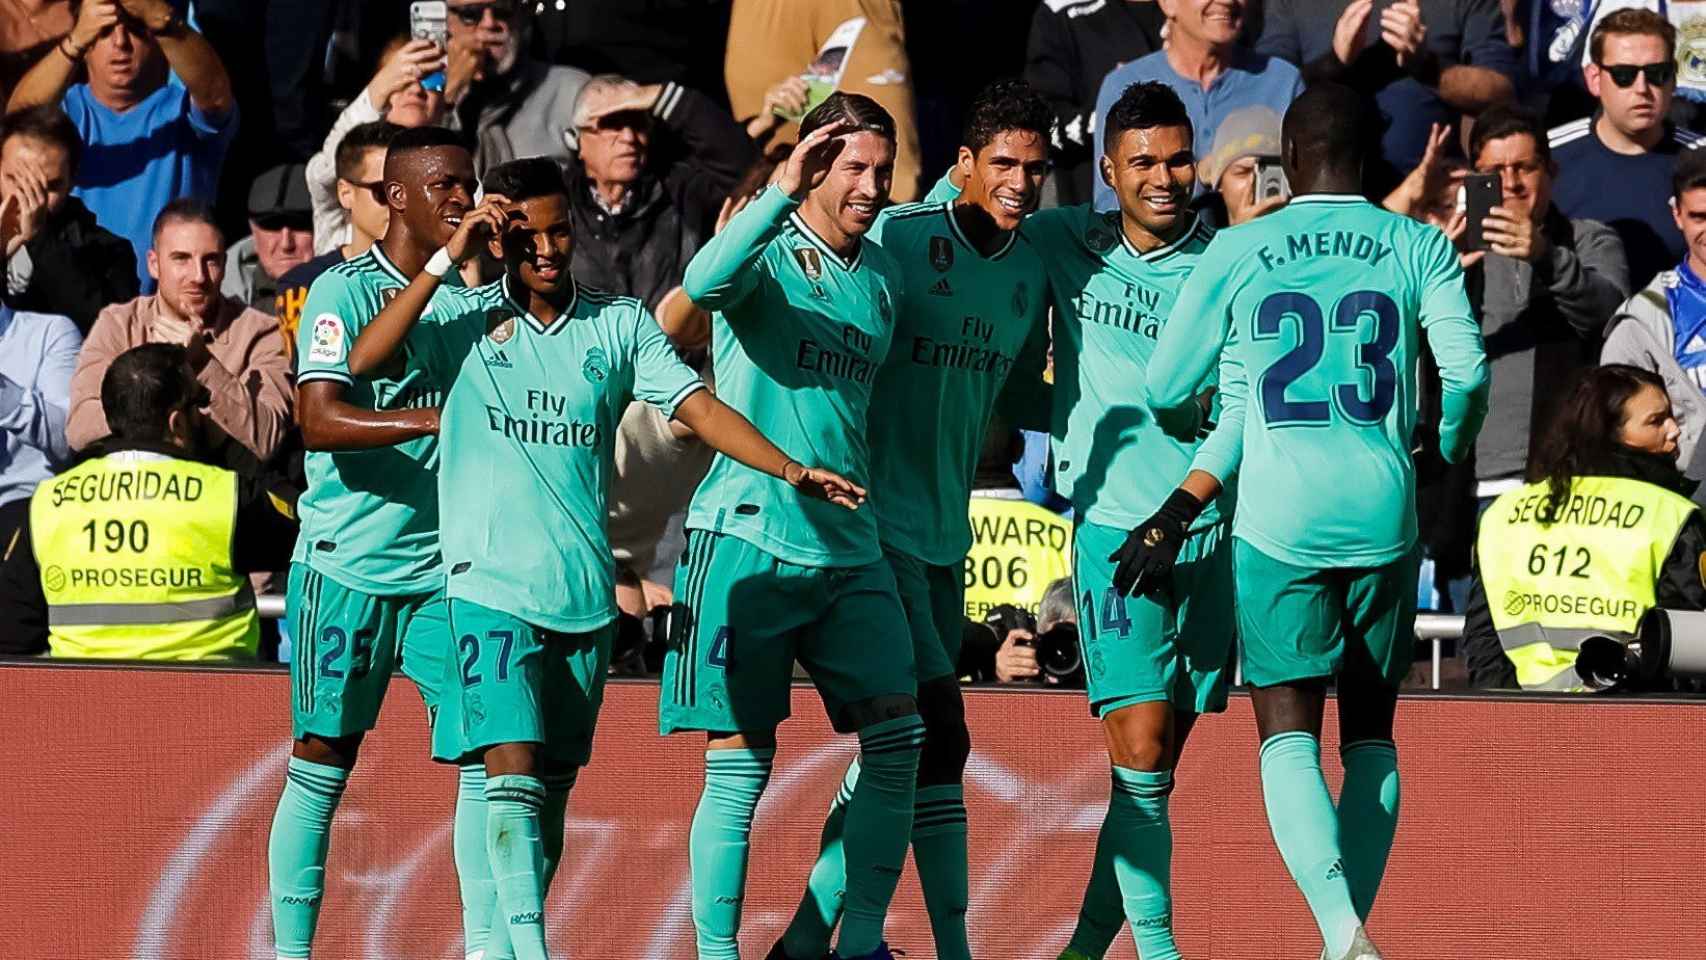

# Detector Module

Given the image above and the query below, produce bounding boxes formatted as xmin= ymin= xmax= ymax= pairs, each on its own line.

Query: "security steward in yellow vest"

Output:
xmin=1462 ymin=449 xmax=1706 ymax=691
xmin=0 ymin=344 xmax=296 ymax=659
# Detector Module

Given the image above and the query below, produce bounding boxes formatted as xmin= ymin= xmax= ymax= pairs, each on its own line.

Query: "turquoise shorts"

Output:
xmin=886 ymin=546 xmax=965 ymax=684
xmin=659 ymin=530 xmax=918 ymax=735
xmin=1071 ymin=520 xmax=1235 ymax=717
xmin=1234 ymin=540 xmax=1419 ymax=688
xmin=285 ymin=562 xmax=448 ymax=741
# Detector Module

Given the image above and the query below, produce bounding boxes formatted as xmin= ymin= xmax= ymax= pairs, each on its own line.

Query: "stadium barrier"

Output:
xmin=4 ymin=661 xmax=1702 ymax=959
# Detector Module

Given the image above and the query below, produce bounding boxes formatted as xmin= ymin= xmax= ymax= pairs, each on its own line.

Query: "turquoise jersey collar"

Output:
xmin=502 ymin=273 xmax=577 ymax=335
xmin=941 ymin=200 xmax=1018 ymax=260
xmin=369 ymin=243 xmax=409 ymax=284
xmin=1122 ymin=213 xmax=1207 ymax=262
xmin=1288 ymin=193 xmax=1368 ymax=206
xmin=787 ymin=210 xmax=864 ymax=272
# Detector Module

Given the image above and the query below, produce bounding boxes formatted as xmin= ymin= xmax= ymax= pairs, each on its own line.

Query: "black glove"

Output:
xmin=1109 ymin=488 xmax=1205 ymax=598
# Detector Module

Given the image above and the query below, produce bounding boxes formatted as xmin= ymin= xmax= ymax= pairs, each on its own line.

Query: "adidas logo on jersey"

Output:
xmin=929 ymin=277 xmax=954 ymax=296
xmin=488 ymin=348 xmax=514 ymax=369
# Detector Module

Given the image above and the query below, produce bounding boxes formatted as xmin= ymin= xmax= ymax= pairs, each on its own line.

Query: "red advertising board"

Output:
xmin=2 ymin=663 xmax=1703 ymax=958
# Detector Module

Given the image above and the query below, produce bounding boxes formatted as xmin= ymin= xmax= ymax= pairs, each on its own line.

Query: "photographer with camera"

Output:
xmin=1462 ymin=364 xmax=1706 ymax=690
xmin=962 ymin=578 xmax=1084 ymax=688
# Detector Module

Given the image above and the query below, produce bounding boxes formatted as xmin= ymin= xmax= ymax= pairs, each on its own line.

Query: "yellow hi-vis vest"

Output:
xmin=1477 ymin=475 xmax=1697 ymax=691
xmin=964 ymin=494 xmax=1074 ymax=620
xmin=29 ymin=452 xmax=258 ymax=660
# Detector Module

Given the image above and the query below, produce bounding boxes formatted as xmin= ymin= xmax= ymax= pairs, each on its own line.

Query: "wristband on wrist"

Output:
xmin=60 ymin=37 xmax=88 ymax=60
xmin=149 ymin=9 xmax=184 ymax=35
xmin=781 ymin=459 xmax=802 ymax=485
xmin=424 ymin=247 xmax=454 ymax=278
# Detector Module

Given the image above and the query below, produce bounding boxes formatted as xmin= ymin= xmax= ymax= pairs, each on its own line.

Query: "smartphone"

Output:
xmin=409 ymin=1 xmax=448 ymax=92
xmin=1462 ymin=172 xmax=1501 ymax=251
xmin=1252 ymin=155 xmax=1290 ymax=204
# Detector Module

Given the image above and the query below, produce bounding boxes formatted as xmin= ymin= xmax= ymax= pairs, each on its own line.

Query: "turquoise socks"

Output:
xmin=483 ymin=770 xmax=577 ymax=960
xmin=1064 ymin=798 xmax=1132 ymax=960
xmin=1106 ymin=767 xmax=1180 ymax=960
xmin=267 ymin=756 xmax=350 ymax=959
xmin=1259 ymin=732 xmax=1362 ymax=958
xmin=691 ymin=747 xmax=775 ymax=960
xmin=782 ymin=758 xmax=858 ymax=957
xmin=837 ymin=715 xmax=926 ymax=957
xmin=455 ymin=764 xmax=496 ymax=960
xmin=1338 ymin=740 xmax=1401 ymax=921
xmin=912 ymin=783 xmax=971 ymax=960
xmin=485 ymin=774 xmax=549 ymax=960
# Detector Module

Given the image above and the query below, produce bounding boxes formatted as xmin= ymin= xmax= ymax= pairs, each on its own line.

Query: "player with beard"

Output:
xmin=661 ymin=93 xmax=923 ymax=960
xmin=266 ymin=126 xmax=496 ymax=960
xmin=770 ymin=79 xmax=1053 ymax=960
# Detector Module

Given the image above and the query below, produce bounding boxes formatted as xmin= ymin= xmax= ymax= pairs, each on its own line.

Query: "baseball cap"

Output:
xmin=1199 ymin=106 xmax=1283 ymax=190
xmin=248 ymin=163 xmax=313 ymax=231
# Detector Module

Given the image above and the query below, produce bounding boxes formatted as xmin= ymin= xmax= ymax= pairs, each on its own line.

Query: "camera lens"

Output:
xmin=1035 ymin=623 xmax=1082 ymax=680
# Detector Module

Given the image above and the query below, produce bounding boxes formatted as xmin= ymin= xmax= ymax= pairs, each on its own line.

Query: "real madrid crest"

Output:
xmin=794 ymin=246 xmax=823 ymax=280
xmin=1086 ymin=223 xmax=1116 ymax=253
xmin=877 ymin=289 xmax=893 ymax=325
xmin=487 ymin=310 xmax=515 ymax=344
xmin=929 ymin=235 xmax=954 ymax=272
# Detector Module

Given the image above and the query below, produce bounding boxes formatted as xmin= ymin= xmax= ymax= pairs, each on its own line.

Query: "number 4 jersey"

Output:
xmin=1149 ymin=194 xmax=1489 ymax=568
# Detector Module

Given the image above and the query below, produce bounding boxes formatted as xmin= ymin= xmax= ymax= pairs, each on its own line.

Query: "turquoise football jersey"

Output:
xmin=1023 ymin=205 xmax=1224 ymax=531
xmin=865 ymin=200 xmax=1050 ymax=565
xmin=292 ymin=245 xmax=463 ymax=595
xmin=682 ymin=185 xmax=904 ymax=567
xmin=1149 ymin=194 xmax=1489 ymax=568
xmin=413 ymin=276 xmax=705 ymax=632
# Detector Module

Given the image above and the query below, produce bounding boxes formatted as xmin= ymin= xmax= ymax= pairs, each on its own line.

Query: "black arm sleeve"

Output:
xmin=232 ymin=476 xmax=301 ymax=575
xmin=1656 ymin=512 xmax=1706 ymax=610
xmin=661 ymin=83 xmax=760 ymax=230
xmin=0 ymin=514 xmax=49 ymax=656
xmin=1461 ymin=553 xmax=1520 ymax=689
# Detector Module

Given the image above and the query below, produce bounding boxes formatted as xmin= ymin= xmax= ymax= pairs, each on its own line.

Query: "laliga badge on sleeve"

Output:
xmin=307 ymin=313 xmax=345 ymax=364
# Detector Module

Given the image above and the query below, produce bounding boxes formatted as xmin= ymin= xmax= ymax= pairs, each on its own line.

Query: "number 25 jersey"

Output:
xmin=1151 ymin=195 xmax=1489 ymax=568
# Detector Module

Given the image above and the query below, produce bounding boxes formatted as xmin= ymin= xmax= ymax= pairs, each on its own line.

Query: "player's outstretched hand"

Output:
xmin=446 ymin=193 xmax=512 ymax=264
xmin=783 ymin=460 xmax=867 ymax=510
xmin=778 ymin=121 xmax=850 ymax=201
xmin=1109 ymin=489 xmax=1203 ymax=598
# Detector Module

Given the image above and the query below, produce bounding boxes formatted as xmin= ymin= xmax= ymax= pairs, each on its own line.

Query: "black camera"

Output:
xmin=979 ymin=603 xmax=1085 ymax=686
xmin=1576 ymin=608 xmax=1706 ymax=691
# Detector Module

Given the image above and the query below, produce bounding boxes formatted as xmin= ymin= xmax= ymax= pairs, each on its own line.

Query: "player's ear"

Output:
xmin=384 ymin=179 xmax=407 ymax=212
xmin=1099 ymin=153 xmax=1115 ymax=189
xmin=956 ymin=145 xmax=975 ymax=181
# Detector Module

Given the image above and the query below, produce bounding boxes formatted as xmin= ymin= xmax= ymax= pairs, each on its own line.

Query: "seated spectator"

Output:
xmin=1193 ymin=104 xmax=1286 ymax=227
xmin=1093 ymin=0 xmax=1302 ymax=209
xmin=725 ymin=0 xmax=925 ymax=201
xmin=1259 ymin=0 xmax=1517 ymax=192
xmin=1551 ymin=9 xmax=1705 ymax=291
xmin=569 ymin=76 xmax=756 ymax=310
xmin=1602 ymin=146 xmax=1706 ymax=492
xmin=221 ymin=163 xmax=313 ymax=311
xmin=1461 ymin=364 xmax=1704 ymax=690
xmin=976 ymin=577 xmax=1081 ymax=686
xmin=7 ymin=0 xmax=236 ymax=293
xmin=0 ymin=297 xmax=79 ymax=610
xmin=1466 ymin=105 xmax=1630 ymax=492
xmin=68 ymin=200 xmax=291 ymax=465
xmin=306 ymin=36 xmax=445 ymax=255
xmin=0 ymin=343 xmax=297 ymax=659
xmin=1023 ymin=0 xmax=1165 ymax=207
xmin=1 ymin=104 xmax=136 ymax=333
xmin=445 ymin=0 xmax=588 ymax=173
xmin=277 ymin=122 xmax=401 ymax=358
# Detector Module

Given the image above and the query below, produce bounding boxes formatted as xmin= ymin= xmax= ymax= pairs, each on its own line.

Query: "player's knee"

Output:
xmin=293 ymin=733 xmax=362 ymax=769
xmin=916 ymin=679 xmax=970 ymax=785
xmin=1101 ymin=702 xmax=1171 ymax=772
xmin=837 ymin=692 xmax=919 ymax=735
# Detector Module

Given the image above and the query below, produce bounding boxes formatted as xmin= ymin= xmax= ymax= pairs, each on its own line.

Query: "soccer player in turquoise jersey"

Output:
xmin=346 ymin=158 xmax=860 ymax=960
xmin=1131 ymin=85 xmax=1490 ymax=960
xmin=661 ymin=93 xmax=926 ymax=960
xmin=1013 ymin=82 xmax=1233 ymax=960
xmin=773 ymin=80 xmax=1053 ymax=960
xmin=267 ymin=126 xmax=497 ymax=960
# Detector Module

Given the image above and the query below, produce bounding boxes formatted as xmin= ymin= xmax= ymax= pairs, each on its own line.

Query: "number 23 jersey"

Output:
xmin=1154 ymin=194 xmax=1487 ymax=568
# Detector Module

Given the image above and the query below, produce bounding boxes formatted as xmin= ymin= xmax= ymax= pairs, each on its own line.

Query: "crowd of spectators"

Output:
xmin=3 ymin=0 xmax=1706 ymax=691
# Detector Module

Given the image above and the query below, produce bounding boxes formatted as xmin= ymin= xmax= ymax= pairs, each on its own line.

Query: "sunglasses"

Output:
xmin=450 ymin=2 xmax=516 ymax=25
xmin=1598 ymin=61 xmax=1676 ymax=88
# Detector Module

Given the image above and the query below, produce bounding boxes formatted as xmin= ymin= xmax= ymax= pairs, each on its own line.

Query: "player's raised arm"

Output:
xmin=1416 ymin=225 xmax=1491 ymax=463
xmin=672 ymin=390 xmax=866 ymax=509
xmin=682 ymin=121 xmax=851 ymax=311
xmin=347 ymin=194 xmax=509 ymax=377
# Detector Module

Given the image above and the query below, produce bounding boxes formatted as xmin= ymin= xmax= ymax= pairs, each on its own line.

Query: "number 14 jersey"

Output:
xmin=1150 ymin=194 xmax=1488 ymax=569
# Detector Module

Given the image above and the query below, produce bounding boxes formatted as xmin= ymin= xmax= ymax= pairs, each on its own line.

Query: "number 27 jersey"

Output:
xmin=1159 ymin=195 xmax=1488 ymax=568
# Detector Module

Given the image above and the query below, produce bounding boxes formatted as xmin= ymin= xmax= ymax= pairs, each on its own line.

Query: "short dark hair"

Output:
xmin=382 ymin=125 xmax=467 ymax=181
xmin=334 ymin=120 xmax=402 ymax=183
xmin=1102 ymin=82 xmax=1192 ymax=154
xmin=0 ymin=105 xmax=81 ymax=177
xmin=1590 ymin=8 xmax=1676 ymax=64
xmin=1282 ymin=83 xmax=1368 ymax=174
xmin=962 ymin=79 xmax=1051 ymax=157
xmin=1673 ymin=145 xmax=1706 ymax=200
xmin=799 ymin=92 xmax=896 ymax=144
xmin=1470 ymin=104 xmax=1551 ymax=166
xmin=483 ymin=157 xmax=567 ymax=203
xmin=151 ymin=197 xmax=220 ymax=244
xmin=102 ymin=344 xmax=207 ymax=444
